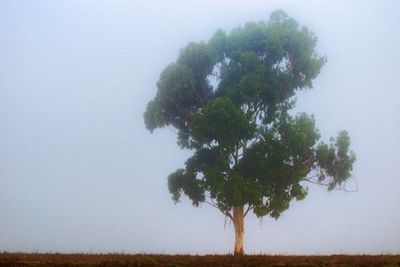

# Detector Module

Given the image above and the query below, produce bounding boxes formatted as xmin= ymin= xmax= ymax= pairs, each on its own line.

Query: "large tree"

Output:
xmin=144 ymin=11 xmax=356 ymax=255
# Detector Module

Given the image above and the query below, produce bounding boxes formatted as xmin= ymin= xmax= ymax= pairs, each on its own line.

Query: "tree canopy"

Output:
xmin=144 ymin=10 xmax=355 ymax=233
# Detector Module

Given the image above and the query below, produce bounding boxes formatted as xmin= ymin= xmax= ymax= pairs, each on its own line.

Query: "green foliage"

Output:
xmin=316 ymin=131 xmax=356 ymax=190
xmin=192 ymin=98 xmax=255 ymax=149
xmin=144 ymin=10 xmax=356 ymax=219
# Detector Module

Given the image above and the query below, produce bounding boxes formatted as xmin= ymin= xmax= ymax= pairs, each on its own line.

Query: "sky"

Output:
xmin=0 ymin=0 xmax=399 ymax=255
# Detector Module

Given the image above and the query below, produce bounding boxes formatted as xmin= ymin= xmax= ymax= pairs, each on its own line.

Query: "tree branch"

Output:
xmin=244 ymin=204 xmax=253 ymax=217
xmin=204 ymin=199 xmax=233 ymax=220
xmin=304 ymin=177 xmax=358 ymax=193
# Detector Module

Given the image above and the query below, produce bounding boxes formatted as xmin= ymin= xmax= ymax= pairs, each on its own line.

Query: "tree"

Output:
xmin=144 ymin=11 xmax=356 ymax=255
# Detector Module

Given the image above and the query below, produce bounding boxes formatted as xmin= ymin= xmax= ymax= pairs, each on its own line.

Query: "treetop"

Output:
xmin=144 ymin=10 xmax=355 ymax=220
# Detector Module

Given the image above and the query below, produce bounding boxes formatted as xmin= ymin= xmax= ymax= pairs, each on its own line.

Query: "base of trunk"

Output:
xmin=234 ymin=248 xmax=244 ymax=256
xmin=233 ymin=206 xmax=244 ymax=256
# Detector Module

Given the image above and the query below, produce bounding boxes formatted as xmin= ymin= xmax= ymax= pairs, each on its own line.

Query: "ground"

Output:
xmin=0 ymin=253 xmax=399 ymax=267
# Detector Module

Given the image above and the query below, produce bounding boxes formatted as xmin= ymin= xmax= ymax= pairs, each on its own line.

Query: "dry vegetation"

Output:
xmin=0 ymin=253 xmax=399 ymax=267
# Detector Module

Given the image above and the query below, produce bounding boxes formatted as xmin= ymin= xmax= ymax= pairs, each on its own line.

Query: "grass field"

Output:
xmin=0 ymin=253 xmax=399 ymax=267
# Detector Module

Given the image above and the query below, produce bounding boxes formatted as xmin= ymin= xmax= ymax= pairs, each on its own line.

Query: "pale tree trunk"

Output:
xmin=232 ymin=206 xmax=244 ymax=256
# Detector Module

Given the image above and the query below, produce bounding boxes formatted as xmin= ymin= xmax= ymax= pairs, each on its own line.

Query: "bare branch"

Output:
xmin=204 ymin=199 xmax=220 ymax=210
xmin=304 ymin=177 xmax=358 ymax=193
xmin=204 ymin=198 xmax=233 ymax=220
xmin=244 ymin=204 xmax=254 ymax=217
xmin=333 ymin=183 xmax=359 ymax=193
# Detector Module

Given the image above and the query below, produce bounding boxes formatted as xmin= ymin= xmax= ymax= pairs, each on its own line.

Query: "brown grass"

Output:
xmin=0 ymin=253 xmax=399 ymax=267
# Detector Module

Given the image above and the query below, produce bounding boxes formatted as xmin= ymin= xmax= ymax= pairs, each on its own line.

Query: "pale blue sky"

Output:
xmin=0 ymin=0 xmax=399 ymax=254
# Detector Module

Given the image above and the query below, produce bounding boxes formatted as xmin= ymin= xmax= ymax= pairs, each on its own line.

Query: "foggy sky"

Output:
xmin=0 ymin=0 xmax=399 ymax=254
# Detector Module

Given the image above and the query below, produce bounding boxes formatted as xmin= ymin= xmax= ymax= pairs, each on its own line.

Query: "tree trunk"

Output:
xmin=232 ymin=206 xmax=244 ymax=256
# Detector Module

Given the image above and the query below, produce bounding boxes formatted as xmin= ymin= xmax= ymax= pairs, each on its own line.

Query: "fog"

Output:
xmin=0 ymin=0 xmax=399 ymax=254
